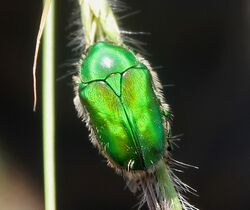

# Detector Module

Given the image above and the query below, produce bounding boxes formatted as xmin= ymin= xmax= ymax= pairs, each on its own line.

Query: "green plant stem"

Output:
xmin=79 ymin=1 xmax=184 ymax=209
xmin=42 ymin=1 xmax=56 ymax=210
xmin=156 ymin=161 xmax=182 ymax=210
xmin=79 ymin=0 xmax=122 ymax=47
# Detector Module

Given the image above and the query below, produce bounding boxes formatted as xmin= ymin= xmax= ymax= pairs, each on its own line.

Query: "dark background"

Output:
xmin=0 ymin=0 xmax=250 ymax=209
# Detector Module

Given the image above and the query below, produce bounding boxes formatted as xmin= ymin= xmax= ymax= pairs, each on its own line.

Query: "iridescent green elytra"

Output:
xmin=77 ymin=42 xmax=167 ymax=170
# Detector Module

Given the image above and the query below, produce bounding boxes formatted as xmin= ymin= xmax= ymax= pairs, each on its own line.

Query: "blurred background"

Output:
xmin=0 ymin=0 xmax=250 ymax=209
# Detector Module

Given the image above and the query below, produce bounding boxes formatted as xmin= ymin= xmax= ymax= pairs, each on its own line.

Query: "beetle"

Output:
xmin=73 ymin=41 xmax=171 ymax=172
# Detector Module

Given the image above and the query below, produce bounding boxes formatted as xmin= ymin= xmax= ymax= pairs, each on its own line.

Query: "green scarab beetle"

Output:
xmin=74 ymin=41 xmax=171 ymax=171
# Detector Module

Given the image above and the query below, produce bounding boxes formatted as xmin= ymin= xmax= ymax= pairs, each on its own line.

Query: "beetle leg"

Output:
xmin=161 ymin=108 xmax=174 ymax=152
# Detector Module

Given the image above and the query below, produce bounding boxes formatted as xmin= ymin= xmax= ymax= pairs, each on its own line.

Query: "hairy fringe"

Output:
xmin=125 ymin=159 xmax=198 ymax=210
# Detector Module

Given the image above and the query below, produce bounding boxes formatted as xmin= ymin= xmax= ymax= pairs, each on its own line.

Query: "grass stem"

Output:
xmin=42 ymin=1 xmax=56 ymax=210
